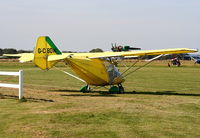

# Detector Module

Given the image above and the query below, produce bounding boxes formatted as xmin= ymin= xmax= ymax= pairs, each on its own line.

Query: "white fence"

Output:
xmin=0 ymin=70 xmax=23 ymax=99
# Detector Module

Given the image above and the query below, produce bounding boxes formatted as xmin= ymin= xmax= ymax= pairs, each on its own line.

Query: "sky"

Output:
xmin=0 ymin=0 xmax=199 ymax=52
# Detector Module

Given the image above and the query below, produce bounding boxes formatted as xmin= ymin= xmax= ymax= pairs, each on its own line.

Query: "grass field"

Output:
xmin=0 ymin=60 xmax=200 ymax=138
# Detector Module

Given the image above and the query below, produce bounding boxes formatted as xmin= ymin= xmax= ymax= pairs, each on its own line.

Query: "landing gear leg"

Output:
xmin=118 ymin=84 xmax=124 ymax=94
xmin=80 ymin=85 xmax=91 ymax=93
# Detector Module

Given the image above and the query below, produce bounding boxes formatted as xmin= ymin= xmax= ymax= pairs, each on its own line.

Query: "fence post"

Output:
xmin=18 ymin=70 xmax=23 ymax=99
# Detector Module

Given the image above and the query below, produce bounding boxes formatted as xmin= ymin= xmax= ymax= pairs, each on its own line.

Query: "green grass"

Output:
xmin=0 ymin=61 xmax=200 ymax=138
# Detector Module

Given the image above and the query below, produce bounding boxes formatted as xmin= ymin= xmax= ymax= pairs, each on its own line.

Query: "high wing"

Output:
xmin=48 ymin=48 xmax=198 ymax=62
xmin=3 ymin=48 xmax=197 ymax=63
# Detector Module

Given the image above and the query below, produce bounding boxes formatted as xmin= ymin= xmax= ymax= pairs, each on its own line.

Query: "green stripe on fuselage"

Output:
xmin=45 ymin=36 xmax=62 ymax=55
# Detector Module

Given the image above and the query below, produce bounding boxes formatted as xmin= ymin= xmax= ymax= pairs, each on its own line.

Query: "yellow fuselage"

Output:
xmin=65 ymin=57 xmax=124 ymax=86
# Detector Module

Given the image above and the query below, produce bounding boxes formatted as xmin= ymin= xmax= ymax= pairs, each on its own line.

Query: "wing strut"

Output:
xmin=120 ymin=59 xmax=139 ymax=76
xmin=123 ymin=54 xmax=164 ymax=78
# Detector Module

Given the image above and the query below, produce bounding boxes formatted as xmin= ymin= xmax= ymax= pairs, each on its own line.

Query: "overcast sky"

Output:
xmin=0 ymin=0 xmax=199 ymax=52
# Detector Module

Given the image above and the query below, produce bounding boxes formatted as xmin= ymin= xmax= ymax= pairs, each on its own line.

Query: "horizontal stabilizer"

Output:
xmin=3 ymin=53 xmax=34 ymax=62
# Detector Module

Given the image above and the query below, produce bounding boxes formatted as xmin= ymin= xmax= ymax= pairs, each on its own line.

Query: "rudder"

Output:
xmin=34 ymin=36 xmax=62 ymax=70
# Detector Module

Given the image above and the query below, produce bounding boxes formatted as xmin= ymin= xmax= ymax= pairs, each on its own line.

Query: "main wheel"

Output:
xmin=80 ymin=85 xmax=90 ymax=93
xmin=109 ymin=86 xmax=119 ymax=94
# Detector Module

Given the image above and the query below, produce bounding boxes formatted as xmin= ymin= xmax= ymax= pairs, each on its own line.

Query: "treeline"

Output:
xmin=0 ymin=48 xmax=104 ymax=56
xmin=0 ymin=48 xmax=32 ymax=56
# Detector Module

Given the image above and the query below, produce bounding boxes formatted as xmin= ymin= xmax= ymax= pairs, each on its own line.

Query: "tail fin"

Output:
xmin=34 ymin=36 xmax=62 ymax=70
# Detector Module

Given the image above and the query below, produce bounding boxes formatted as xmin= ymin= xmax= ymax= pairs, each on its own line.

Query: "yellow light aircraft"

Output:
xmin=3 ymin=36 xmax=198 ymax=93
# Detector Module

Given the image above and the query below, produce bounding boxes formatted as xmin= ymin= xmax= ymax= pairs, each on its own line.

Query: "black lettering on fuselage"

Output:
xmin=38 ymin=48 xmax=55 ymax=54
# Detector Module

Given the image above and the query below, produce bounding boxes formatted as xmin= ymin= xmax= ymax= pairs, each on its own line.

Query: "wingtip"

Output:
xmin=193 ymin=48 xmax=198 ymax=52
xmin=187 ymin=48 xmax=198 ymax=52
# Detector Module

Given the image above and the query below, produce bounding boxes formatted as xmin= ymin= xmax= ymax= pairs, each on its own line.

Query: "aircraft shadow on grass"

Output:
xmin=49 ymin=89 xmax=200 ymax=97
xmin=0 ymin=94 xmax=54 ymax=102
xmin=128 ymin=91 xmax=200 ymax=97
xmin=48 ymin=89 xmax=117 ymax=97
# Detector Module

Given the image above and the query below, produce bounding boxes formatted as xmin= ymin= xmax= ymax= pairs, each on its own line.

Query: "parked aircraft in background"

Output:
xmin=190 ymin=56 xmax=200 ymax=64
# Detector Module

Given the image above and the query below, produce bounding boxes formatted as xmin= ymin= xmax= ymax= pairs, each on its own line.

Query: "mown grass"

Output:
xmin=0 ymin=60 xmax=200 ymax=138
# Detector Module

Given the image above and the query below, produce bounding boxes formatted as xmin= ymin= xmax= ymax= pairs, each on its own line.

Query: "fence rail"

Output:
xmin=0 ymin=70 xmax=23 ymax=99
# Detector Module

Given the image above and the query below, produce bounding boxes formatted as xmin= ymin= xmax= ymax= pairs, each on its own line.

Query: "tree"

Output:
xmin=17 ymin=50 xmax=33 ymax=53
xmin=3 ymin=48 xmax=17 ymax=54
xmin=0 ymin=48 xmax=3 ymax=56
xmin=89 ymin=48 xmax=103 ymax=53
